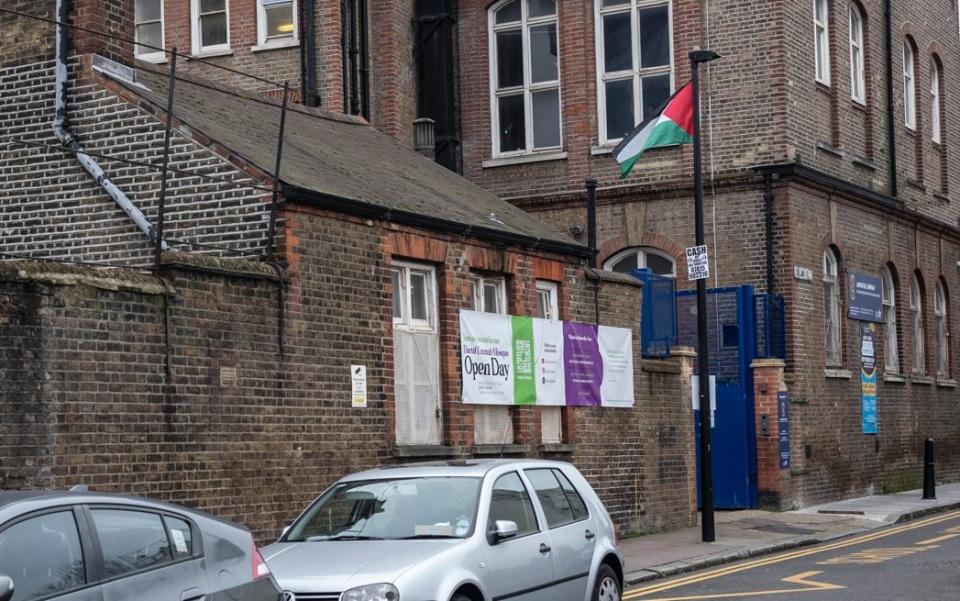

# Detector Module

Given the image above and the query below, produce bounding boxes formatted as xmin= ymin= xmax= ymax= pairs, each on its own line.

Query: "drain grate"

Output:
xmin=741 ymin=519 xmax=818 ymax=535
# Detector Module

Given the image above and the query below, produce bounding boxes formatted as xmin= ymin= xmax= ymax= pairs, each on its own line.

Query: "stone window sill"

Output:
xmin=135 ymin=52 xmax=167 ymax=64
xmin=482 ymin=151 xmax=567 ymax=169
xmin=540 ymin=443 xmax=575 ymax=454
xmin=816 ymin=141 xmax=844 ymax=158
xmin=852 ymin=156 xmax=877 ymax=171
xmin=937 ymin=379 xmax=957 ymax=388
xmin=251 ymin=38 xmax=299 ymax=53
xmin=883 ymin=373 xmax=907 ymax=384
xmin=191 ymin=48 xmax=234 ymax=59
xmin=934 ymin=192 xmax=950 ymax=203
xmin=591 ymin=145 xmax=615 ymax=156
xmin=472 ymin=444 xmax=531 ymax=456
xmin=907 ymin=178 xmax=926 ymax=192
xmin=911 ymin=375 xmax=934 ymax=385
xmin=825 ymin=368 xmax=852 ymax=379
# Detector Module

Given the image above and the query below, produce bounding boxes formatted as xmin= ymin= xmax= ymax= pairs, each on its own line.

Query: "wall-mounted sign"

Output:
xmin=848 ymin=271 xmax=884 ymax=322
xmin=793 ymin=266 xmax=813 ymax=281
xmin=686 ymin=245 xmax=710 ymax=280
xmin=351 ymin=365 xmax=367 ymax=408
xmin=777 ymin=390 xmax=790 ymax=469
xmin=861 ymin=323 xmax=878 ymax=434
xmin=460 ymin=311 xmax=634 ymax=408
xmin=690 ymin=375 xmax=717 ymax=428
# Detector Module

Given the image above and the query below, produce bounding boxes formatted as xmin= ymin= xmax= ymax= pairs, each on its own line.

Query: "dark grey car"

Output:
xmin=0 ymin=490 xmax=281 ymax=601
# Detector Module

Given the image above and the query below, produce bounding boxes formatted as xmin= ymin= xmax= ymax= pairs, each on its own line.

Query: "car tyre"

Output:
xmin=593 ymin=564 xmax=621 ymax=601
xmin=451 ymin=594 xmax=473 ymax=601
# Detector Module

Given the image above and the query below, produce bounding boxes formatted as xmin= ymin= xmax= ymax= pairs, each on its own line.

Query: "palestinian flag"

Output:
xmin=612 ymin=81 xmax=694 ymax=178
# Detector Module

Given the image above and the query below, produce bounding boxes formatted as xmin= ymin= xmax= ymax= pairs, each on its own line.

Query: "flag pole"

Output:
xmin=690 ymin=48 xmax=720 ymax=544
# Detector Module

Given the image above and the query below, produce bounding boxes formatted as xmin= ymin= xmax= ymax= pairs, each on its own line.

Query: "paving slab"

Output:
xmin=621 ymin=483 xmax=960 ymax=585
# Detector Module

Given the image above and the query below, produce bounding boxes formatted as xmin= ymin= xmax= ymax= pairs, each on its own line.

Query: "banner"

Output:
xmin=460 ymin=310 xmax=635 ymax=408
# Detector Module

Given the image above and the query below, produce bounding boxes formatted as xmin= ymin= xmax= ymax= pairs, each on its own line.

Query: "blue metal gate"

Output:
xmin=677 ymin=286 xmax=758 ymax=509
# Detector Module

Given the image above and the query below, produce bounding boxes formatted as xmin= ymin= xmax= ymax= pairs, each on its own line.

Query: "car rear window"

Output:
xmin=91 ymin=509 xmax=172 ymax=578
xmin=554 ymin=469 xmax=589 ymax=521
xmin=525 ymin=469 xmax=576 ymax=528
xmin=163 ymin=515 xmax=194 ymax=560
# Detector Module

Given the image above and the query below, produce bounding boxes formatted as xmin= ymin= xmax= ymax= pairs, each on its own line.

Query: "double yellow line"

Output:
xmin=624 ymin=510 xmax=960 ymax=599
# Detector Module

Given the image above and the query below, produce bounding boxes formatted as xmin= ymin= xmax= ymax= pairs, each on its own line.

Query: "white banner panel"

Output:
xmin=460 ymin=311 xmax=514 ymax=405
xmin=533 ymin=318 xmax=565 ymax=406
xmin=598 ymin=325 xmax=635 ymax=407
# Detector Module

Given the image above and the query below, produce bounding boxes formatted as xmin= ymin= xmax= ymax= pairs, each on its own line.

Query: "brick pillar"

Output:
xmin=672 ymin=346 xmax=699 ymax=521
xmin=752 ymin=358 xmax=792 ymax=509
xmin=73 ymin=0 xmax=134 ymax=65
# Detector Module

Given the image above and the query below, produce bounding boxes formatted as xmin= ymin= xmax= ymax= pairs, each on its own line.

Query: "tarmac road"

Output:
xmin=623 ymin=510 xmax=960 ymax=601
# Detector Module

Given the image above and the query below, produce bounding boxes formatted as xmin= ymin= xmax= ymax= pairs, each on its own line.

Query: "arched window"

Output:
xmin=935 ymin=279 xmax=949 ymax=378
xmin=595 ymin=0 xmax=673 ymax=144
xmin=814 ymin=0 xmax=830 ymax=85
xmin=903 ymin=39 xmax=917 ymax=129
xmin=910 ymin=273 xmax=925 ymax=375
xmin=882 ymin=266 xmax=900 ymax=374
xmin=823 ymin=248 xmax=842 ymax=365
xmin=849 ymin=4 xmax=865 ymax=104
xmin=604 ymin=246 xmax=676 ymax=277
xmin=931 ymin=59 xmax=942 ymax=144
xmin=489 ymin=0 xmax=561 ymax=156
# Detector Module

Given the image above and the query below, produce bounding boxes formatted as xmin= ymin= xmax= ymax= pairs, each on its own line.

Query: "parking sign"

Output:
xmin=686 ymin=245 xmax=709 ymax=281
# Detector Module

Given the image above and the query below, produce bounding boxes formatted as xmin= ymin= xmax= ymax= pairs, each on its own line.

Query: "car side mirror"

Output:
xmin=0 ymin=575 xmax=14 ymax=601
xmin=491 ymin=520 xmax=518 ymax=544
xmin=281 ymin=526 xmax=290 ymax=538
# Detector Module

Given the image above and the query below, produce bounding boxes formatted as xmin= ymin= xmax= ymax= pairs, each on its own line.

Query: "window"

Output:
xmin=257 ymin=0 xmax=297 ymax=47
xmin=392 ymin=262 xmax=441 ymax=445
xmin=935 ymin=280 xmax=948 ymax=379
xmin=604 ymin=246 xmax=676 ymax=277
xmin=488 ymin=472 xmax=539 ymax=537
xmin=555 ymin=469 xmax=589 ymax=520
xmin=342 ymin=0 xmax=370 ymax=119
xmin=882 ymin=266 xmax=900 ymax=374
xmin=164 ymin=516 xmax=194 ymax=560
xmin=135 ymin=0 xmax=164 ymax=61
xmin=823 ymin=248 xmax=841 ymax=366
xmin=191 ymin=0 xmax=230 ymax=54
xmin=489 ymin=0 xmax=561 ymax=156
xmin=596 ymin=0 xmax=672 ymax=144
xmin=848 ymin=4 xmax=865 ymax=103
xmin=814 ymin=0 xmax=830 ymax=85
xmin=536 ymin=280 xmax=559 ymax=320
xmin=931 ymin=60 xmax=942 ymax=144
xmin=535 ymin=280 xmax=561 ymax=443
xmin=903 ymin=40 xmax=916 ymax=129
xmin=469 ymin=274 xmax=513 ymax=445
xmin=91 ymin=509 xmax=172 ymax=578
xmin=525 ymin=468 xmax=589 ymax=528
xmin=0 ymin=511 xmax=86 ymax=601
xmin=911 ymin=273 xmax=925 ymax=375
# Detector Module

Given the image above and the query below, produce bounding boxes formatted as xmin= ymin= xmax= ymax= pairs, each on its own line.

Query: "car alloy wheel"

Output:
xmin=597 ymin=575 xmax=619 ymax=601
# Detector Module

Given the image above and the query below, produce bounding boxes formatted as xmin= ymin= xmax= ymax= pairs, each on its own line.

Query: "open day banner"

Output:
xmin=460 ymin=310 xmax=635 ymax=408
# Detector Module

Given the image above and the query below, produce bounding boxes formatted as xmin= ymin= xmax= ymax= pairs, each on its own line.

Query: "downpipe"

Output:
xmin=54 ymin=0 xmax=168 ymax=251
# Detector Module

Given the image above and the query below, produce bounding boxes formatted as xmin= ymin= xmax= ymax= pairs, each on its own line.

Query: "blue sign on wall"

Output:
xmin=848 ymin=271 xmax=884 ymax=322
xmin=777 ymin=391 xmax=790 ymax=469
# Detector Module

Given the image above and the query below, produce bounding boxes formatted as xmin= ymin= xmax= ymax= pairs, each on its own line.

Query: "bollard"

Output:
xmin=922 ymin=438 xmax=936 ymax=500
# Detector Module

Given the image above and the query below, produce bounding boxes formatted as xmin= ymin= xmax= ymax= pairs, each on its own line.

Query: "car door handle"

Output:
xmin=585 ymin=529 xmax=596 ymax=540
xmin=539 ymin=543 xmax=551 ymax=554
xmin=181 ymin=588 xmax=206 ymax=601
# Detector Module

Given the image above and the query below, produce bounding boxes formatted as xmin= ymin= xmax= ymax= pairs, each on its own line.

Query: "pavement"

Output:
xmin=620 ymin=482 xmax=960 ymax=585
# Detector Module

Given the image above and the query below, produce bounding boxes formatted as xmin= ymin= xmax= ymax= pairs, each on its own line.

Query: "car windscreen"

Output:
xmin=284 ymin=477 xmax=481 ymax=542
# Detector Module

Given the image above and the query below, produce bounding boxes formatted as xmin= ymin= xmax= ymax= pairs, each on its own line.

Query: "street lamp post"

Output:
xmin=690 ymin=48 xmax=721 ymax=544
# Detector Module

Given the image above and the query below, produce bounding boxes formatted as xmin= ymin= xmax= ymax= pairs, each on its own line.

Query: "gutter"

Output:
xmin=282 ymin=185 xmax=592 ymax=259
xmin=54 ymin=0 xmax=167 ymax=250
xmin=884 ymin=0 xmax=898 ymax=197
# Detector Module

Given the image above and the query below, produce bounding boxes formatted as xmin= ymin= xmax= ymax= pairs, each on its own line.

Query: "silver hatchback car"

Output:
xmin=263 ymin=459 xmax=623 ymax=601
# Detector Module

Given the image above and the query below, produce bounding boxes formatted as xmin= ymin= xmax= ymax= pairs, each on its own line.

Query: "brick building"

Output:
xmin=0 ymin=0 xmax=700 ymax=538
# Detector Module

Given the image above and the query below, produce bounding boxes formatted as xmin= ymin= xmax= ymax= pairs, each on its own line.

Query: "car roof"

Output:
xmin=338 ymin=458 xmax=575 ymax=481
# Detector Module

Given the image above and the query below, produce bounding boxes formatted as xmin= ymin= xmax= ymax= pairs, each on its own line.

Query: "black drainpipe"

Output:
xmin=884 ymin=0 xmax=898 ymax=198
xmin=299 ymin=0 xmax=318 ymax=107
xmin=763 ymin=173 xmax=776 ymax=295
xmin=586 ymin=179 xmax=598 ymax=268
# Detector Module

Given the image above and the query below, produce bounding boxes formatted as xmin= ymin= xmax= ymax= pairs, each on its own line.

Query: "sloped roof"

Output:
xmin=115 ymin=66 xmax=586 ymax=255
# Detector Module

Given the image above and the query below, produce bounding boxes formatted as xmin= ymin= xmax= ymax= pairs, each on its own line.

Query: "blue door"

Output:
xmin=678 ymin=286 xmax=758 ymax=509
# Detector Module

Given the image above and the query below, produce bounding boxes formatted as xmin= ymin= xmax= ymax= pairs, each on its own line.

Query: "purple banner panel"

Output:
xmin=563 ymin=322 xmax=602 ymax=407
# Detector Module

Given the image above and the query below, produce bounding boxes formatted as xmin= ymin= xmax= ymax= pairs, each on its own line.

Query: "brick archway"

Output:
xmin=597 ymin=232 xmax=685 ymax=269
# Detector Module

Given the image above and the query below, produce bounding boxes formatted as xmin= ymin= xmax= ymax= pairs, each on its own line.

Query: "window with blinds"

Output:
xmin=392 ymin=262 xmax=441 ymax=445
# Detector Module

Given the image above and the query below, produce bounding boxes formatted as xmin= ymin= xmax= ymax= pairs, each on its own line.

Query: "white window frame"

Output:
xmin=488 ymin=0 xmax=562 ymax=157
xmin=882 ymin=267 xmax=900 ymax=375
xmin=255 ymin=0 xmax=299 ymax=50
xmin=931 ymin=60 xmax=942 ymax=144
xmin=469 ymin=274 xmax=508 ymax=314
xmin=595 ymin=0 xmax=674 ymax=146
xmin=903 ymin=40 xmax=916 ymax=130
xmin=935 ymin=280 xmax=948 ymax=379
xmin=392 ymin=261 xmax=441 ymax=446
xmin=135 ymin=0 xmax=165 ymax=62
xmin=535 ymin=280 xmax=559 ymax=320
xmin=911 ymin=273 xmax=925 ymax=375
xmin=603 ymin=246 xmax=676 ymax=278
xmin=191 ymin=0 xmax=231 ymax=56
xmin=848 ymin=4 xmax=865 ymax=104
xmin=814 ymin=0 xmax=831 ymax=85
xmin=823 ymin=248 xmax=842 ymax=367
